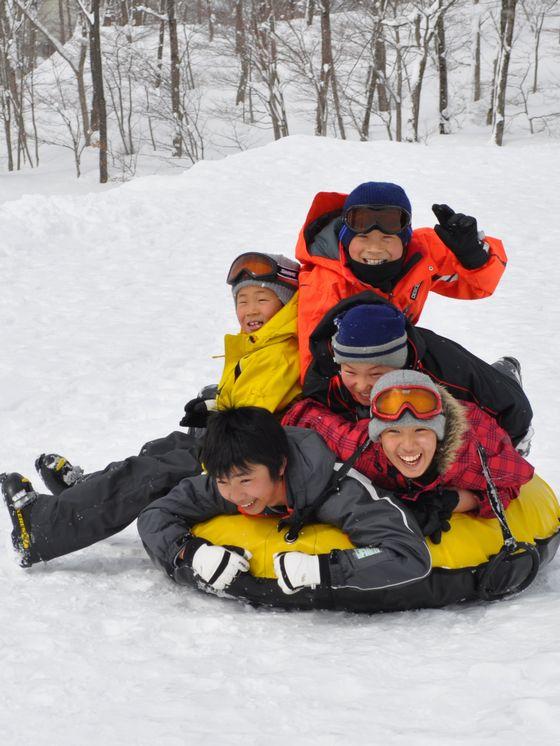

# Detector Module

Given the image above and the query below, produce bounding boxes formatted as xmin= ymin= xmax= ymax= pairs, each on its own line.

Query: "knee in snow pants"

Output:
xmin=28 ymin=432 xmax=201 ymax=563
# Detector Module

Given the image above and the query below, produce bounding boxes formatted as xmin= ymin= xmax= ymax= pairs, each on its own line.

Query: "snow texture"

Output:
xmin=1 ymin=134 xmax=559 ymax=744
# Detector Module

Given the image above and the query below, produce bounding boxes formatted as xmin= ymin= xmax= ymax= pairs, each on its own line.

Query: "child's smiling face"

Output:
xmin=379 ymin=425 xmax=437 ymax=479
xmin=235 ymin=285 xmax=283 ymax=334
xmin=348 ymin=230 xmax=404 ymax=265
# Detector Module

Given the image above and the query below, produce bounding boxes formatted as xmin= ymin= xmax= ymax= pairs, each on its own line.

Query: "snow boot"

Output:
xmin=492 ymin=358 xmax=534 ymax=457
xmin=35 ymin=453 xmax=84 ymax=495
xmin=492 ymin=356 xmax=523 ymax=387
xmin=1 ymin=472 xmax=38 ymax=567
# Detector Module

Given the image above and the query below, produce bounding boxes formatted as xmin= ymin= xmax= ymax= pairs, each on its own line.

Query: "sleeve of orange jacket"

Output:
xmin=297 ymin=263 xmax=346 ymax=382
xmin=415 ymin=228 xmax=507 ymax=300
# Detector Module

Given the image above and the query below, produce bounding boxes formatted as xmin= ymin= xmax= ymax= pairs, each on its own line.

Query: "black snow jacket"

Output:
xmin=137 ymin=427 xmax=431 ymax=592
xmin=302 ymin=291 xmax=532 ymax=446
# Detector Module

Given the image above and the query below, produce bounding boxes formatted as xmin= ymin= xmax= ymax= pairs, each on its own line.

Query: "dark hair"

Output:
xmin=200 ymin=407 xmax=290 ymax=480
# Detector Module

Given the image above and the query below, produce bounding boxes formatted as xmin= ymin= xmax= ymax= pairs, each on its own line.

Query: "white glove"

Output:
xmin=273 ymin=552 xmax=322 ymax=595
xmin=192 ymin=544 xmax=252 ymax=591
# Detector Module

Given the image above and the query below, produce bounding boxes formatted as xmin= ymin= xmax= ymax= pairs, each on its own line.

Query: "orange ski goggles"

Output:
xmin=343 ymin=205 xmax=411 ymax=235
xmin=371 ymin=385 xmax=443 ymax=421
xmin=226 ymin=252 xmax=299 ymax=289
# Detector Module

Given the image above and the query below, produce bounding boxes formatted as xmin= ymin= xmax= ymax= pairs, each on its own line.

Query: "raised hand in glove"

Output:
xmin=409 ymin=489 xmax=460 ymax=545
xmin=432 ymin=204 xmax=488 ymax=270
xmin=273 ymin=551 xmax=322 ymax=594
xmin=177 ymin=536 xmax=252 ymax=591
xmin=180 ymin=397 xmax=210 ymax=428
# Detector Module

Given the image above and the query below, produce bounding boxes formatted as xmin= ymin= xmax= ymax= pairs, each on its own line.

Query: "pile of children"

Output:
xmin=1 ymin=181 xmax=536 ymax=599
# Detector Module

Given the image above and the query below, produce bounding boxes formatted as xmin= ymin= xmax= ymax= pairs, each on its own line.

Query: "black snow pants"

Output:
xmin=28 ymin=431 xmax=201 ymax=563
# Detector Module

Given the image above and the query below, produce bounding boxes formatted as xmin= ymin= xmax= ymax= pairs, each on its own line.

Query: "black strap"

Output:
xmin=277 ymin=554 xmax=296 ymax=591
xmin=278 ymin=438 xmax=371 ymax=542
xmin=207 ymin=551 xmax=232 ymax=587
xmin=477 ymin=445 xmax=516 ymax=548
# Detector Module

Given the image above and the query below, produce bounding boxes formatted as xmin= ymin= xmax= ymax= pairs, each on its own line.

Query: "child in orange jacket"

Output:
xmin=296 ymin=182 xmax=507 ymax=378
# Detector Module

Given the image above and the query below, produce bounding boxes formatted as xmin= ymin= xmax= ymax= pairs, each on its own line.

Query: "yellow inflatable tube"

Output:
xmin=193 ymin=474 xmax=560 ymax=578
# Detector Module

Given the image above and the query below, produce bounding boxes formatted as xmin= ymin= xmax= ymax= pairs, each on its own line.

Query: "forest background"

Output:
xmin=1 ymin=1 xmax=559 ymax=182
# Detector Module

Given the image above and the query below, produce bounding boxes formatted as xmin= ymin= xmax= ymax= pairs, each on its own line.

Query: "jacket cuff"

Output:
xmin=173 ymin=534 xmax=211 ymax=568
xmin=457 ymin=242 xmax=489 ymax=270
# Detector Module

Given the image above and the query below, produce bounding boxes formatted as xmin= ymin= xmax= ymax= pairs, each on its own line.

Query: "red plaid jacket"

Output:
xmin=282 ymin=398 xmax=534 ymax=518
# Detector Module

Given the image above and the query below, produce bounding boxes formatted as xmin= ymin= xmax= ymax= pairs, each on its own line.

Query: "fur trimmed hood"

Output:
xmin=434 ymin=386 xmax=469 ymax=475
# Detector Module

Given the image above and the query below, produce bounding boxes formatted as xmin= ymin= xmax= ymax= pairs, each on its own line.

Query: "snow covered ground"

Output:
xmin=1 ymin=134 xmax=559 ymax=744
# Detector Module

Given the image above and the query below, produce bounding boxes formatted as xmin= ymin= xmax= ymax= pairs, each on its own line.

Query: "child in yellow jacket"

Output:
xmin=179 ymin=251 xmax=301 ymax=427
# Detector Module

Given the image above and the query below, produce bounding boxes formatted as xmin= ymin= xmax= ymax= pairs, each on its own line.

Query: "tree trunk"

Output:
xmin=532 ymin=14 xmax=545 ymax=93
xmin=492 ymin=0 xmax=517 ymax=146
xmin=206 ymin=1 xmax=214 ymax=41
xmin=90 ymin=1 xmax=108 ymax=182
xmin=155 ymin=0 xmax=165 ymax=88
xmin=315 ymin=0 xmax=332 ymax=136
xmin=1 ymin=1 xmax=30 ymax=169
xmin=315 ymin=0 xmax=346 ymax=140
xmin=235 ymin=0 xmax=250 ymax=107
xmin=410 ymin=52 xmax=429 ymax=141
xmin=375 ymin=38 xmax=389 ymax=112
xmin=78 ymin=22 xmax=90 ymax=145
xmin=306 ymin=0 xmax=315 ymax=26
xmin=395 ymin=25 xmax=402 ymax=142
xmin=66 ymin=0 xmax=72 ymax=40
xmin=58 ymin=0 xmax=67 ymax=43
xmin=167 ymin=0 xmax=183 ymax=156
xmin=435 ymin=7 xmax=449 ymax=134
xmin=360 ymin=65 xmax=378 ymax=141
xmin=472 ymin=0 xmax=481 ymax=102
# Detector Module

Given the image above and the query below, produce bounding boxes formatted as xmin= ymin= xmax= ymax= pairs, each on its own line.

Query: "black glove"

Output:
xmin=408 ymin=489 xmax=460 ymax=544
xmin=432 ymin=204 xmax=488 ymax=270
xmin=180 ymin=397 xmax=209 ymax=428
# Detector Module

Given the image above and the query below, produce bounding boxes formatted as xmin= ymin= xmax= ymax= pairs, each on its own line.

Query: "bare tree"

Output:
xmin=315 ymin=0 xmax=345 ymax=138
xmin=206 ymin=0 xmax=214 ymax=42
xmin=13 ymin=0 xmax=91 ymax=145
xmin=471 ymin=0 xmax=482 ymax=102
xmin=305 ymin=0 xmax=315 ymax=27
xmin=247 ymin=1 xmax=289 ymax=140
xmin=357 ymin=0 xmax=390 ymax=141
xmin=435 ymin=2 xmax=450 ymax=134
xmin=234 ymin=0 xmax=251 ymax=114
xmin=404 ymin=0 xmax=457 ymax=142
xmin=167 ymin=0 xmax=183 ymax=155
xmin=89 ymin=0 xmax=108 ymax=180
xmin=491 ymin=0 xmax=517 ymax=146
xmin=521 ymin=0 xmax=559 ymax=93
xmin=0 ymin=0 xmax=36 ymax=169
xmin=38 ymin=62 xmax=87 ymax=176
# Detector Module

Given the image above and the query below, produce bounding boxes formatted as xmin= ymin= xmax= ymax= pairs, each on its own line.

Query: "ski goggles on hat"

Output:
xmin=371 ymin=385 xmax=442 ymax=421
xmin=343 ymin=205 xmax=411 ymax=235
xmin=226 ymin=252 xmax=299 ymax=288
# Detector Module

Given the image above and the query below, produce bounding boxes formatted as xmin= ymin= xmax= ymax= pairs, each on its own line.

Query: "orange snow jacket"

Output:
xmin=296 ymin=191 xmax=507 ymax=379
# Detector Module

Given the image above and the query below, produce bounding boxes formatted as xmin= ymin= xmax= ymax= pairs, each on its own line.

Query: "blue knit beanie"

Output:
xmin=339 ymin=182 xmax=413 ymax=249
xmin=332 ymin=304 xmax=408 ymax=368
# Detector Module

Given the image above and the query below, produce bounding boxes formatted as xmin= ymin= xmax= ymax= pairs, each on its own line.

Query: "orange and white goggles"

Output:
xmin=371 ymin=385 xmax=443 ymax=422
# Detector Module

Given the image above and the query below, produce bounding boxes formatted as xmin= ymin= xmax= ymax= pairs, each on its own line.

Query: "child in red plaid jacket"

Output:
xmin=283 ymin=370 xmax=534 ymax=521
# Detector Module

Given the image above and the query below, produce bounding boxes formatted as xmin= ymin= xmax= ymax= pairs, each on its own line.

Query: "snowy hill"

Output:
xmin=1 ymin=135 xmax=559 ymax=744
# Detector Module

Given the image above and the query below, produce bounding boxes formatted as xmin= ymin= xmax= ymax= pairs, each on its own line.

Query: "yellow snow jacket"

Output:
xmin=216 ymin=293 xmax=301 ymax=414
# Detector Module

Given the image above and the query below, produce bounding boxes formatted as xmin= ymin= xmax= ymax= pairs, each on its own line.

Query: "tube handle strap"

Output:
xmin=278 ymin=438 xmax=371 ymax=542
xmin=476 ymin=444 xmax=515 ymax=546
xmin=476 ymin=444 xmax=540 ymax=599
